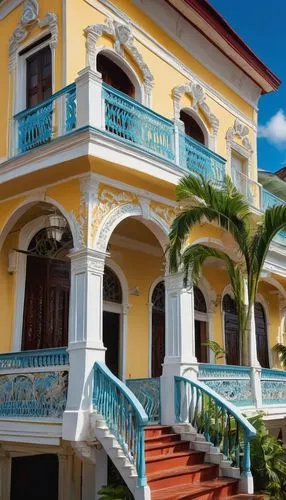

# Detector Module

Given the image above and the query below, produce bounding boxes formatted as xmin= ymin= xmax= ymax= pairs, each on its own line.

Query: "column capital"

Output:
xmin=164 ymin=272 xmax=192 ymax=293
xmin=69 ymin=248 xmax=108 ymax=275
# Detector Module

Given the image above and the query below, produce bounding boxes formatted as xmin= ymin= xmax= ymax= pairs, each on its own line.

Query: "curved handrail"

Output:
xmin=175 ymin=375 xmax=256 ymax=477
xmin=0 ymin=347 xmax=69 ymax=370
xmin=93 ymin=362 xmax=148 ymax=487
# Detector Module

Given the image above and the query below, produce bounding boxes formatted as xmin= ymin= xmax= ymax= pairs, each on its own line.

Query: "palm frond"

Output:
xmin=273 ymin=343 xmax=286 ymax=369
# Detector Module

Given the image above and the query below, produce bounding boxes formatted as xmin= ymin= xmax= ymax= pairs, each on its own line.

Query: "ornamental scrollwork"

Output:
xmin=226 ymin=118 xmax=253 ymax=153
xmin=172 ymin=81 xmax=219 ymax=136
xmin=150 ymin=201 xmax=178 ymax=227
xmin=84 ymin=17 xmax=154 ymax=101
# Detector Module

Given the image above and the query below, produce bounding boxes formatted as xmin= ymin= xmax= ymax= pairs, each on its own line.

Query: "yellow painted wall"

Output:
xmin=0 ymin=232 xmax=18 ymax=352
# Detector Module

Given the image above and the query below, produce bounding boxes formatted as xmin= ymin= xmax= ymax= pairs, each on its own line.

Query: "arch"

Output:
xmin=0 ymin=194 xmax=80 ymax=254
xmin=94 ymin=202 xmax=169 ymax=254
xmin=172 ymin=81 xmax=219 ymax=147
xmin=84 ymin=18 xmax=154 ymax=106
xmin=96 ymin=48 xmax=143 ymax=102
xmin=180 ymin=108 xmax=208 ymax=146
xmin=102 ymin=259 xmax=128 ymax=381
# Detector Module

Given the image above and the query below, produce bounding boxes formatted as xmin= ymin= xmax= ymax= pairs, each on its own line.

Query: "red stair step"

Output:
xmin=146 ymin=450 xmax=205 ymax=473
xmin=145 ymin=425 xmax=173 ymax=439
xmin=147 ymin=463 xmax=218 ymax=490
xmin=151 ymin=477 xmax=238 ymax=499
xmin=145 ymin=439 xmax=190 ymax=457
xmin=145 ymin=432 xmax=181 ymax=445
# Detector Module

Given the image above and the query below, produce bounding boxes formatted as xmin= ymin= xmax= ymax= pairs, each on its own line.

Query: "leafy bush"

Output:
xmin=98 ymin=485 xmax=133 ymax=500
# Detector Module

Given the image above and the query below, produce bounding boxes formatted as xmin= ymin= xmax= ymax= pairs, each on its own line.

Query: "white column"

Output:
xmin=75 ymin=67 xmax=104 ymax=130
xmin=161 ymin=273 xmax=197 ymax=424
xmin=63 ymin=248 xmax=107 ymax=442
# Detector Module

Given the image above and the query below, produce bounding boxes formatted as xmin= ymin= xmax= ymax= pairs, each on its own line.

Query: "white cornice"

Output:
xmin=0 ymin=0 xmax=22 ymax=20
xmin=85 ymin=0 xmax=258 ymax=128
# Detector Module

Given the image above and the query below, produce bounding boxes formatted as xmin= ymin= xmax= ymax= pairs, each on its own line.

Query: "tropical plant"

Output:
xmin=273 ymin=343 xmax=286 ymax=369
xmin=201 ymin=340 xmax=225 ymax=361
xmin=98 ymin=485 xmax=133 ymax=500
xmin=248 ymin=413 xmax=286 ymax=499
xmin=168 ymin=174 xmax=286 ymax=365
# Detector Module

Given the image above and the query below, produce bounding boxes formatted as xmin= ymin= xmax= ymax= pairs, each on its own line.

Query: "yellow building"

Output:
xmin=0 ymin=0 xmax=285 ymax=498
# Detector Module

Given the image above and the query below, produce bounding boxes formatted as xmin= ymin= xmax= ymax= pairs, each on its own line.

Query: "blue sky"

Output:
xmin=208 ymin=0 xmax=286 ymax=173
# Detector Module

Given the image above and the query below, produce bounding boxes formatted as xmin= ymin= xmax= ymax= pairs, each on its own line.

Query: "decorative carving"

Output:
xmin=21 ymin=0 xmax=38 ymax=25
xmin=9 ymin=1 xmax=58 ymax=71
xmin=203 ymin=379 xmax=253 ymax=406
xmin=95 ymin=202 xmax=141 ymax=252
xmin=150 ymin=201 xmax=178 ymax=227
xmin=172 ymin=81 xmax=219 ymax=136
xmin=84 ymin=17 xmax=154 ymax=100
xmin=226 ymin=118 xmax=253 ymax=152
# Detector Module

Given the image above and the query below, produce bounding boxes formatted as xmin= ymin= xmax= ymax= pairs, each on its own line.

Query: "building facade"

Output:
xmin=0 ymin=0 xmax=285 ymax=498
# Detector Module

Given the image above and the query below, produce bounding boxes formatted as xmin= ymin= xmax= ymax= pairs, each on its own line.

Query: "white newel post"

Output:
xmin=249 ymin=303 xmax=262 ymax=408
xmin=75 ymin=67 xmax=104 ymax=130
xmin=63 ymin=248 xmax=107 ymax=441
xmin=161 ymin=273 xmax=197 ymax=424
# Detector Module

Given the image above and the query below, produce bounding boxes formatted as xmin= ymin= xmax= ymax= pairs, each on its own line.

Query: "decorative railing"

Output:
xmin=261 ymin=189 xmax=286 ymax=242
xmin=232 ymin=169 xmax=261 ymax=208
xmin=0 ymin=348 xmax=69 ymax=418
xmin=180 ymin=133 xmax=225 ymax=182
xmin=14 ymin=83 xmax=76 ymax=154
xmin=175 ymin=376 xmax=256 ymax=480
xmin=198 ymin=364 xmax=254 ymax=407
xmin=93 ymin=362 xmax=148 ymax=487
xmin=103 ymin=83 xmax=175 ymax=162
xmin=261 ymin=368 xmax=286 ymax=405
xmin=126 ymin=377 xmax=160 ymax=424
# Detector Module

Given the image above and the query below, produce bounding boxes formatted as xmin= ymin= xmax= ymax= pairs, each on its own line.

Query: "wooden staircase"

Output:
xmin=145 ymin=425 xmax=263 ymax=500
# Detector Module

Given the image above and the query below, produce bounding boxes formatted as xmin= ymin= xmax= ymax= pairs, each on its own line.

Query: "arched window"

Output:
xmin=180 ymin=110 xmax=205 ymax=145
xmin=22 ymin=226 xmax=73 ymax=350
xmin=151 ymin=281 xmax=165 ymax=377
xmin=103 ymin=267 xmax=122 ymax=303
xmin=223 ymin=294 xmax=239 ymax=365
xmin=97 ymin=53 xmax=135 ymax=98
xmin=255 ymin=302 xmax=269 ymax=368
xmin=194 ymin=286 xmax=208 ymax=362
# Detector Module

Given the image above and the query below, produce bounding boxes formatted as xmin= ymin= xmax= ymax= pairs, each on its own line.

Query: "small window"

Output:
xmin=26 ymin=46 xmax=52 ymax=108
xmin=180 ymin=110 xmax=205 ymax=145
xmin=97 ymin=53 xmax=135 ymax=98
xmin=231 ymin=150 xmax=247 ymax=176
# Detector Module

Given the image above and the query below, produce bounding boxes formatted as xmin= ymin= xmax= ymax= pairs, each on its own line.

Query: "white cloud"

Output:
xmin=258 ymin=109 xmax=286 ymax=148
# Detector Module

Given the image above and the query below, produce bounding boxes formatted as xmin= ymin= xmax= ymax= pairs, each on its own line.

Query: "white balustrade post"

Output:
xmin=173 ymin=119 xmax=185 ymax=167
xmin=63 ymin=248 xmax=107 ymax=442
xmin=161 ymin=273 xmax=197 ymax=424
xmin=75 ymin=67 xmax=104 ymax=130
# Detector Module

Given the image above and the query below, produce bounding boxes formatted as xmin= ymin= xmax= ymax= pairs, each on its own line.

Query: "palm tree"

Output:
xmin=168 ymin=174 xmax=286 ymax=366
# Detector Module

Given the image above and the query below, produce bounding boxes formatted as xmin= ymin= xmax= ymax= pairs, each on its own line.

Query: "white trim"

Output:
xmin=148 ymin=276 xmax=165 ymax=377
xmin=85 ymin=0 xmax=259 ymax=126
xmin=180 ymin=107 xmax=210 ymax=148
xmin=104 ymin=259 xmax=129 ymax=381
xmin=96 ymin=48 xmax=144 ymax=104
xmin=0 ymin=0 xmax=22 ymax=19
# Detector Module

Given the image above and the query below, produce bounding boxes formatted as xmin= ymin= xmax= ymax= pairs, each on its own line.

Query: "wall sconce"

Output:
xmin=46 ymin=213 xmax=67 ymax=242
xmin=211 ymin=294 xmax=222 ymax=309
xmin=129 ymin=287 xmax=140 ymax=296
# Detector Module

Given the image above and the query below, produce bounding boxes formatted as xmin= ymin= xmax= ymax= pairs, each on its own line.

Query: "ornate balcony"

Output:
xmin=0 ymin=348 xmax=68 ymax=419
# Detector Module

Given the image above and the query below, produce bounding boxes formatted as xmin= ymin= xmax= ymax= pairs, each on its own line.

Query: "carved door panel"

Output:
xmin=22 ymin=256 xmax=70 ymax=350
xmin=152 ymin=311 xmax=165 ymax=378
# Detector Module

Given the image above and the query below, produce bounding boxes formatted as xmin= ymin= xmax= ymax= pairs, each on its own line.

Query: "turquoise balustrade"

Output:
xmin=262 ymin=189 xmax=286 ymax=242
xmin=0 ymin=347 xmax=69 ymax=370
xmin=126 ymin=378 xmax=160 ymax=424
xmin=93 ymin=362 xmax=148 ymax=487
xmin=198 ymin=364 xmax=254 ymax=407
xmin=179 ymin=133 xmax=225 ymax=182
xmin=14 ymin=83 xmax=76 ymax=154
xmin=175 ymin=376 xmax=256 ymax=479
xmin=261 ymin=368 xmax=286 ymax=405
xmin=103 ymin=83 xmax=175 ymax=162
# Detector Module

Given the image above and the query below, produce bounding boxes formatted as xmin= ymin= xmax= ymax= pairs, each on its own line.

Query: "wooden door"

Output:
xmin=223 ymin=294 xmax=239 ymax=365
xmin=255 ymin=302 xmax=269 ymax=368
xmin=152 ymin=310 xmax=165 ymax=377
xmin=97 ymin=53 xmax=135 ymax=97
xmin=26 ymin=46 xmax=52 ymax=108
xmin=10 ymin=454 xmax=58 ymax=500
xmin=195 ymin=320 xmax=208 ymax=363
xmin=103 ymin=311 xmax=120 ymax=377
xmin=22 ymin=256 xmax=70 ymax=350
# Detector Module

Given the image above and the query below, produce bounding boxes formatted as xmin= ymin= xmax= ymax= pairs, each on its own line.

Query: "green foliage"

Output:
xmin=168 ymin=173 xmax=286 ymax=365
xmin=248 ymin=414 xmax=286 ymax=499
xmin=273 ymin=343 xmax=286 ymax=369
xmin=97 ymin=485 xmax=133 ymax=500
xmin=201 ymin=340 xmax=225 ymax=361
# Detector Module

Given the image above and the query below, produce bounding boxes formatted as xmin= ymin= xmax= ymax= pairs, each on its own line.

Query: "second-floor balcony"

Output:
xmin=10 ymin=71 xmax=286 ymax=247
